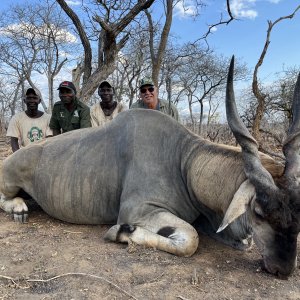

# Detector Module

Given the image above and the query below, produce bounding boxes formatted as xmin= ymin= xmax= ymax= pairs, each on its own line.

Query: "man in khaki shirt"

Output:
xmin=130 ymin=77 xmax=180 ymax=122
xmin=6 ymin=87 xmax=53 ymax=208
xmin=6 ymin=87 xmax=53 ymax=152
xmin=90 ymin=81 xmax=126 ymax=127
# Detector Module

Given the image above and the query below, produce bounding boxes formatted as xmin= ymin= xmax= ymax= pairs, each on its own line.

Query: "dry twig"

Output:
xmin=0 ymin=274 xmax=16 ymax=283
xmin=0 ymin=274 xmax=30 ymax=289
xmin=63 ymin=230 xmax=83 ymax=234
xmin=177 ymin=296 xmax=190 ymax=300
xmin=1 ymin=272 xmax=138 ymax=300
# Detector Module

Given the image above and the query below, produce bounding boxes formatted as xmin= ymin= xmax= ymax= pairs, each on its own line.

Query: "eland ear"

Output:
xmin=217 ymin=180 xmax=255 ymax=233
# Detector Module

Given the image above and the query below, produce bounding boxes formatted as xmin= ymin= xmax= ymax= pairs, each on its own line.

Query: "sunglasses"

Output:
xmin=140 ymin=87 xmax=155 ymax=94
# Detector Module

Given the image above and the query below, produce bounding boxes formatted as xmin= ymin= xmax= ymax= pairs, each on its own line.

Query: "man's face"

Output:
xmin=24 ymin=93 xmax=40 ymax=110
xmin=139 ymin=85 xmax=158 ymax=108
xmin=98 ymin=85 xmax=114 ymax=103
xmin=59 ymin=87 xmax=75 ymax=105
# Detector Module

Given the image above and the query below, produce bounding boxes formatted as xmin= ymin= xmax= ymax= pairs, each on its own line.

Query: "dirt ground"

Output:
xmin=0 ymin=143 xmax=299 ymax=300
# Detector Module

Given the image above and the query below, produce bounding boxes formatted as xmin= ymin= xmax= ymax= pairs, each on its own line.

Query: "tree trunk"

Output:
xmin=57 ymin=0 xmax=155 ymax=102
xmin=48 ymin=75 xmax=54 ymax=112
xmin=198 ymin=100 xmax=204 ymax=135
xmin=166 ymin=73 xmax=172 ymax=115
xmin=188 ymin=94 xmax=194 ymax=131
xmin=146 ymin=0 xmax=173 ymax=86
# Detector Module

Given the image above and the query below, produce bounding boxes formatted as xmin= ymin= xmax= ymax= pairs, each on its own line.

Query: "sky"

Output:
xmin=0 ymin=0 xmax=298 ymax=80
xmin=0 ymin=0 xmax=299 ymax=115
xmin=170 ymin=0 xmax=300 ymax=82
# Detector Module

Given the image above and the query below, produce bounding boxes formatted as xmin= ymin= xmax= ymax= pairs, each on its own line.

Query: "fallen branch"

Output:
xmin=1 ymin=272 xmax=138 ymax=300
xmin=0 ymin=274 xmax=16 ymax=282
xmin=0 ymin=274 xmax=30 ymax=289
xmin=177 ymin=296 xmax=190 ymax=300
xmin=63 ymin=230 xmax=83 ymax=234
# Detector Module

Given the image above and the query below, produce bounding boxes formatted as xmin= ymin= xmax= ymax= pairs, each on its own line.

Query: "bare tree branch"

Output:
xmin=56 ymin=0 xmax=92 ymax=84
xmin=193 ymin=0 xmax=236 ymax=44
xmin=252 ymin=5 xmax=300 ymax=140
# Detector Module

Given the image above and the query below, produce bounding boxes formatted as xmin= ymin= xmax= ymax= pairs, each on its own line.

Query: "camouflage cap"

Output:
xmin=139 ymin=77 xmax=154 ymax=89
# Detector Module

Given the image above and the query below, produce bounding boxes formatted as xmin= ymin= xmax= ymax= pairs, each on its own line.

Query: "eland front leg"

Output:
xmin=0 ymin=171 xmax=28 ymax=223
xmin=0 ymin=194 xmax=28 ymax=223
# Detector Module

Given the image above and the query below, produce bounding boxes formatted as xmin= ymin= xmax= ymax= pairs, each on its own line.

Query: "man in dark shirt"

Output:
xmin=50 ymin=81 xmax=91 ymax=135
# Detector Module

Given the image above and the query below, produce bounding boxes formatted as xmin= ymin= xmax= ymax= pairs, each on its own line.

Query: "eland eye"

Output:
xmin=254 ymin=205 xmax=265 ymax=220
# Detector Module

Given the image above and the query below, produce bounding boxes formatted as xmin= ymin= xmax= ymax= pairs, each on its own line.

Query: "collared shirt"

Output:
xmin=50 ymin=98 xmax=91 ymax=133
xmin=130 ymin=98 xmax=180 ymax=122
xmin=90 ymin=102 xmax=126 ymax=127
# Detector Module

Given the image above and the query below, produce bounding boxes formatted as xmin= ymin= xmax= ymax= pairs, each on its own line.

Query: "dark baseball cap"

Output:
xmin=99 ymin=81 xmax=113 ymax=89
xmin=25 ymin=87 xmax=41 ymax=98
xmin=57 ymin=81 xmax=77 ymax=94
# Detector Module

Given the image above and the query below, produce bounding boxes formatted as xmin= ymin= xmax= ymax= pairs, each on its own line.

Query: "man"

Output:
xmin=130 ymin=77 xmax=180 ymax=121
xmin=90 ymin=81 xmax=126 ymax=127
xmin=50 ymin=81 xmax=91 ymax=135
xmin=6 ymin=87 xmax=53 ymax=152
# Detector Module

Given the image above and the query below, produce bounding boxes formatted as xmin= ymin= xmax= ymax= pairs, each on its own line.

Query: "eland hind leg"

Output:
xmin=104 ymin=211 xmax=199 ymax=257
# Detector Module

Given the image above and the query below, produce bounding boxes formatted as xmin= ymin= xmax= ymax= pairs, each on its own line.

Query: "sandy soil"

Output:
xmin=0 ymin=209 xmax=299 ymax=300
xmin=0 ymin=142 xmax=299 ymax=300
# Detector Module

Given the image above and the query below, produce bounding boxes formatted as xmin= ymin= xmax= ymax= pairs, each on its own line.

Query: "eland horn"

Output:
xmin=282 ymin=72 xmax=300 ymax=187
xmin=225 ymin=56 xmax=276 ymax=205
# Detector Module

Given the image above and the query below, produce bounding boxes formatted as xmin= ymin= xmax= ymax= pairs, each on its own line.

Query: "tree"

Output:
xmin=56 ymin=0 xmax=155 ymax=102
xmin=172 ymin=44 xmax=247 ymax=134
xmin=144 ymin=0 xmax=173 ymax=87
xmin=0 ymin=11 xmax=47 ymax=111
xmin=0 ymin=1 xmax=76 ymax=113
xmin=0 ymin=76 xmax=23 ymax=132
xmin=268 ymin=68 xmax=298 ymax=125
xmin=34 ymin=0 xmax=75 ymax=110
xmin=251 ymin=5 xmax=300 ymax=140
xmin=110 ymin=22 xmax=152 ymax=107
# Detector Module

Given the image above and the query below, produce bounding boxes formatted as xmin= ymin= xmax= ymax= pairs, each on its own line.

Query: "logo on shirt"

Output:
xmin=73 ymin=110 xmax=79 ymax=117
xmin=28 ymin=126 xmax=43 ymax=142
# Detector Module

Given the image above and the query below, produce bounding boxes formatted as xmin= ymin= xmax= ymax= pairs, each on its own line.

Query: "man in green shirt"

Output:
xmin=130 ymin=77 xmax=180 ymax=122
xmin=50 ymin=81 xmax=91 ymax=135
